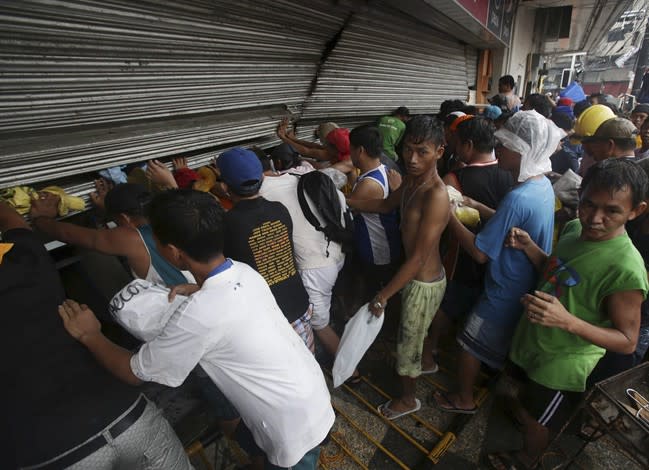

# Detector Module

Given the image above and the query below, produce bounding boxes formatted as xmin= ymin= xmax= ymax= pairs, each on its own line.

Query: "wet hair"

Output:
xmin=104 ymin=183 xmax=151 ymax=218
xmin=550 ymin=112 xmax=574 ymax=132
xmin=499 ymin=75 xmax=515 ymax=89
xmin=394 ymin=106 xmax=410 ymax=118
xmin=456 ymin=116 xmax=495 ymax=153
xmin=573 ymin=100 xmax=591 ymax=118
xmin=403 ymin=115 xmax=445 ymax=146
xmin=349 ymin=125 xmax=383 ymax=158
xmin=251 ymin=146 xmax=272 ymax=172
xmin=581 ymin=158 xmax=649 ymax=208
xmin=463 ymin=105 xmax=477 ymax=115
xmin=495 ymin=111 xmax=514 ymax=128
xmin=438 ymin=100 xmax=466 ymax=119
xmin=524 ymin=94 xmax=551 ymax=118
xmin=148 ymin=189 xmax=225 ymax=262
xmin=490 ymin=94 xmax=509 ymax=111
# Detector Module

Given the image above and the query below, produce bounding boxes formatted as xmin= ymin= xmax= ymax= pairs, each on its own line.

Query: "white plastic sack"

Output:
xmin=552 ymin=169 xmax=582 ymax=209
xmin=332 ymin=303 xmax=384 ymax=387
xmin=108 ymin=279 xmax=187 ymax=341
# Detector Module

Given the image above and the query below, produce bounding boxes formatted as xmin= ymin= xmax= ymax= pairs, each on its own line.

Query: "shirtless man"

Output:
xmin=347 ymin=115 xmax=450 ymax=419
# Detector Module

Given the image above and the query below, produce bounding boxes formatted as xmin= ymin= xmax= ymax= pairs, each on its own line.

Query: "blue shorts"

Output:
xmin=457 ymin=310 xmax=520 ymax=370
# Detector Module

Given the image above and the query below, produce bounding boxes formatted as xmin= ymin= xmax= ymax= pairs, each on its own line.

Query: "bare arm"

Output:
xmin=463 ymin=196 xmax=496 ymax=220
xmin=346 ymin=185 xmax=403 ymax=214
xmin=277 ymin=119 xmax=333 ymax=161
xmin=522 ymin=290 xmax=642 ymax=354
xmin=0 ymin=200 xmax=30 ymax=232
xmin=447 ymin=210 xmax=489 ymax=264
xmin=505 ymin=227 xmax=548 ymax=271
xmin=59 ymin=300 xmax=142 ymax=385
xmin=372 ymin=186 xmax=449 ymax=313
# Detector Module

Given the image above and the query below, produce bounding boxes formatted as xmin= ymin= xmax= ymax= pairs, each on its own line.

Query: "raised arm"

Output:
xmin=505 ymin=227 xmax=548 ymax=271
xmin=372 ymin=186 xmax=449 ymax=312
xmin=522 ymin=289 xmax=642 ymax=354
xmin=277 ymin=119 xmax=332 ymax=161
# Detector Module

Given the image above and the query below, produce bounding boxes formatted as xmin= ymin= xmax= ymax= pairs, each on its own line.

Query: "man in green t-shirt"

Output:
xmin=488 ymin=158 xmax=649 ymax=469
xmin=377 ymin=106 xmax=410 ymax=161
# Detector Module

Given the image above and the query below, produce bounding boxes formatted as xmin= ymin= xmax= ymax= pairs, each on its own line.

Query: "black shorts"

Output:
xmin=439 ymin=280 xmax=482 ymax=320
xmin=519 ymin=378 xmax=582 ymax=432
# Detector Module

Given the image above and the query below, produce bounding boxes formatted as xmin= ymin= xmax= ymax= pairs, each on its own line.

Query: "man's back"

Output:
xmin=378 ymin=115 xmax=406 ymax=160
xmin=2 ymin=228 xmax=138 ymax=467
xmin=449 ymin=162 xmax=513 ymax=210
xmin=151 ymin=261 xmax=335 ymax=466
xmin=475 ymin=177 xmax=555 ymax=323
xmin=260 ymin=174 xmax=345 ymax=270
xmin=223 ymin=197 xmax=309 ymax=323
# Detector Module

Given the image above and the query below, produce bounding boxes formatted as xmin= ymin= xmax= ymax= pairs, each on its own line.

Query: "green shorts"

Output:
xmin=396 ymin=275 xmax=447 ymax=377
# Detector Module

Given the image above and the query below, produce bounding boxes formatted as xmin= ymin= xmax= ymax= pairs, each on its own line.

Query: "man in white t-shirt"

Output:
xmin=58 ymin=189 xmax=334 ymax=470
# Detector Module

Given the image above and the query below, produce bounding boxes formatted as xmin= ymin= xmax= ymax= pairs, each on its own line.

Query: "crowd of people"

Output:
xmin=4 ymin=74 xmax=649 ymax=470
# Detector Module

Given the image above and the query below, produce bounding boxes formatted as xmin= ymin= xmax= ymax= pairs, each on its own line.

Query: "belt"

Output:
xmin=37 ymin=396 xmax=147 ymax=470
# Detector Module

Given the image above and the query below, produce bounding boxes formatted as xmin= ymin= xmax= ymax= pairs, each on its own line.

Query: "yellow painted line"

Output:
xmin=329 ymin=432 xmax=369 ymax=469
xmin=332 ymin=401 xmax=411 ymax=470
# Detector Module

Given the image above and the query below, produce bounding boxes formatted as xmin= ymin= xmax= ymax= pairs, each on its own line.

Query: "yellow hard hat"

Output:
xmin=573 ymin=104 xmax=616 ymax=141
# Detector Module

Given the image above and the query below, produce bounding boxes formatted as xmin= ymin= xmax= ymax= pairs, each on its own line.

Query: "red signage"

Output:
xmin=455 ymin=0 xmax=489 ymax=26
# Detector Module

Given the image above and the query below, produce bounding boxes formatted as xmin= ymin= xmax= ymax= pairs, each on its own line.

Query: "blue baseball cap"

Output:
xmin=216 ymin=147 xmax=263 ymax=196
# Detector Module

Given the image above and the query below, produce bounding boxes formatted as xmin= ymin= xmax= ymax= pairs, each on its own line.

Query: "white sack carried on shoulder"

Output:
xmin=109 ymin=279 xmax=187 ymax=342
xmin=332 ymin=303 xmax=384 ymax=388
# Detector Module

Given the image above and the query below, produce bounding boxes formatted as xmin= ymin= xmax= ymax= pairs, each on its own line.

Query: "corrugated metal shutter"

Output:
xmin=300 ymin=4 xmax=469 ymax=125
xmin=465 ymin=45 xmax=479 ymax=89
xmin=0 ymin=0 xmax=349 ymax=188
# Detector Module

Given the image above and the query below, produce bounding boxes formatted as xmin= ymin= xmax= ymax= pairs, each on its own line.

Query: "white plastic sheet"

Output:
xmin=332 ymin=303 xmax=384 ymax=387
xmin=108 ymin=279 xmax=187 ymax=341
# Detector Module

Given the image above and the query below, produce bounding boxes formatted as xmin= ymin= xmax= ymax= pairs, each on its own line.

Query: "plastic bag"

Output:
xmin=552 ymin=169 xmax=582 ymax=209
xmin=332 ymin=303 xmax=384 ymax=387
xmin=108 ymin=279 xmax=187 ymax=341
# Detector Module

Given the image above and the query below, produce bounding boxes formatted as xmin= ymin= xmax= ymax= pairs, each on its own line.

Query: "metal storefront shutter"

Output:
xmin=465 ymin=45 xmax=479 ymax=89
xmin=300 ymin=3 xmax=469 ymax=126
xmin=0 ymin=0 xmax=348 ymax=189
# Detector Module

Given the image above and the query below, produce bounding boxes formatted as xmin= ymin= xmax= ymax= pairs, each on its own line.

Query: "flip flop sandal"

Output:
xmin=432 ymin=390 xmax=477 ymax=415
xmin=377 ymin=399 xmax=421 ymax=420
xmin=421 ymin=364 xmax=439 ymax=375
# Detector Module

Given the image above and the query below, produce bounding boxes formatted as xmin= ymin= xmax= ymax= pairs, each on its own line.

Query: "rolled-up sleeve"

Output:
xmin=130 ymin=299 xmax=212 ymax=387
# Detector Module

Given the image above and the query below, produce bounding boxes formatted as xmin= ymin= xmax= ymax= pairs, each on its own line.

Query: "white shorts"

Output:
xmin=299 ymin=261 xmax=344 ymax=330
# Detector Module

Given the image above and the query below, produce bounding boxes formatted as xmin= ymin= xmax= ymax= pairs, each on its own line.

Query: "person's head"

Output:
xmin=550 ymin=112 xmax=575 ymax=133
xmin=573 ymin=104 xmax=616 ymax=144
xmin=631 ymin=104 xmax=649 ymax=130
xmin=522 ymin=93 xmax=552 ymax=118
xmin=349 ymin=125 xmax=382 ymax=168
xmin=402 ymin=115 xmax=445 ymax=177
xmin=270 ymin=143 xmax=300 ymax=172
xmin=494 ymin=110 xmax=513 ymax=129
xmin=641 ymin=118 xmax=649 ymax=148
xmin=104 ymin=183 xmax=151 ymax=227
xmin=494 ymin=110 xmax=564 ymax=181
xmin=455 ymin=116 xmax=495 ymax=163
xmin=216 ymin=147 xmax=263 ymax=198
xmin=250 ymin=146 xmax=272 ymax=173
xmin=316 ymin=122 xmax=339 ymax=143
xmin=483 ymin=105 xmax=503 ymax=120
xmin=325 ymin=128 xmax=351 ymax=162
xmin=557 ymin=97 xmax=573 ymax=108
xmin=498 ymin=75 xmax=515 ymax=93
xmin=490 ymin=94 xmax=509 ymax=112
xmin=438 ymin=100 xmax=466 ymax=119
xmin=582 ymin=118 xmax=638 ymax=162
xmin=443 ymin=112 xmax=467 ymax=152
xmin=589 ymin=93 xmax=604 ymax=105
xmin=578 ymin=158 xmax=647 ymax=241
xmin=148 ymin=189 xmax=225 ymax=267
xmin=393 ymin=106 xmax=411 ymax=122
xmin=573 ymin=100 xmax=591 ymax=118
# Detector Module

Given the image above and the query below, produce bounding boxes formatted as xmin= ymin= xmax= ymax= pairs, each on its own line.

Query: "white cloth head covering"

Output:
xmin=495 ymin=110 xmax=565 ymax=182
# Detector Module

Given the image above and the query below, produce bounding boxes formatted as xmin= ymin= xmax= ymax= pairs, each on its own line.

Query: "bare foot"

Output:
xmin=421 ymin=356 xmax=439 ymax=374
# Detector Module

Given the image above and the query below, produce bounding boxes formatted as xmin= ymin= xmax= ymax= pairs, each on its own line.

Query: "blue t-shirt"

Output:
xmin=473 ymin=177 xmax=555 ymax=326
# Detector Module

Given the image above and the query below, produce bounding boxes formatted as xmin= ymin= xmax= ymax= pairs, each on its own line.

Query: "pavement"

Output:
xmin=149 ymin=324 xmax=643 ymax=470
